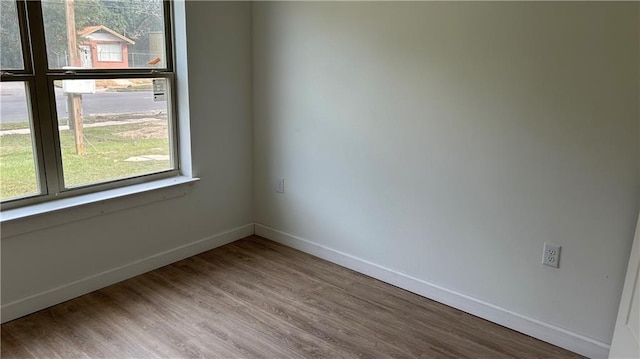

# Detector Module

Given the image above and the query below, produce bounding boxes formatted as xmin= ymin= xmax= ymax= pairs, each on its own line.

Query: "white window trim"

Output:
xmin=0 ymin=0 xmax=194 ymax=236
xmin=1 ymin=0 xmax=184 ymax=210
xmin=0 ymin=176 xmax=199 ymax=238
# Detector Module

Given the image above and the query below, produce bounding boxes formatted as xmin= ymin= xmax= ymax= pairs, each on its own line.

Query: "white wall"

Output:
xmin=253 ymin=1 xmax=639 ymax=354
xmin=2 ymin=2 xmax=638 ymax=357
xmin=1 ymin=1 xmax=253 ymax=320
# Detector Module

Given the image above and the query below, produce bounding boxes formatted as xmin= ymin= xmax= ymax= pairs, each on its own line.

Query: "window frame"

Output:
xmin=0 ymin=0 xmax=180 ymax=210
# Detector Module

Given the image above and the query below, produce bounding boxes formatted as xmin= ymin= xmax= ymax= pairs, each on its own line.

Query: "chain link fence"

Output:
xmin=128 ymin=52 xmax=165 ymax=68
xmin=45 ymin=51 xmax=164 ymax=69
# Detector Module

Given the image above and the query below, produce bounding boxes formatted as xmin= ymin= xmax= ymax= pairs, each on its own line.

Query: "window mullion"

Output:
xmin=25 ymin=0 xmax=64 ymax=197
xmin=163 ymin=0 xmax=174 ymax=72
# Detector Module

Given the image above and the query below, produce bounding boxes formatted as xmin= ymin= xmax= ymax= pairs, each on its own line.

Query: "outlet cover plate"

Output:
xmin=542 ymin=243 xmax=561 ymax=268
xmin=276 ymin=177 xmax=285 ymax=193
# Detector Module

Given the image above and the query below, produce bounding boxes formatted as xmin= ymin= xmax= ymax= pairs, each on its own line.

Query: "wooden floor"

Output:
xmin=2 ymin=236 xmax=582 ymax=358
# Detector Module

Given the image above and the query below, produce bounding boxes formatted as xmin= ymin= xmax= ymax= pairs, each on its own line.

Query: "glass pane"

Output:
xmin=0 ymin=82 xmax=40 ymax=201
xmin=54 ymin=77 xmax=173 ymax=188
xmin=42 ymin=0 xmax=167 ymax=70
xmin=0 ymin=0 xmax=25 ymax=70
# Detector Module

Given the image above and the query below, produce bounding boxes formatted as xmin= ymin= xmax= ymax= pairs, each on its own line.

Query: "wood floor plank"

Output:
xmin=1 ymin=236 xmax=583 ymax=358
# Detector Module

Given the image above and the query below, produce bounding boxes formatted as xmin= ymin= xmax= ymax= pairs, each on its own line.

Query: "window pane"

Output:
xmin=42 ymin=0 xmax=167 ymax=69
xmin=97 ymin=43 xmax=122 ymax=62
xmin=0 ymin=0 xmax=24 ymax=70
xmin=54 ymin=78 xmax=173 ymax=188
xmin=0 ymin=82 xmax=40 ymax=201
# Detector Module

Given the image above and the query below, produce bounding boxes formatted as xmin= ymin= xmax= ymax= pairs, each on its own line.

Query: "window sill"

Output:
xmin=1 ymin=176 xmax=199 ymax=239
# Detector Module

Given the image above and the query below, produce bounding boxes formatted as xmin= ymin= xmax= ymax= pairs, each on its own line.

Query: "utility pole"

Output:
xmin=65 ymin=0 xmax=84 ymax=155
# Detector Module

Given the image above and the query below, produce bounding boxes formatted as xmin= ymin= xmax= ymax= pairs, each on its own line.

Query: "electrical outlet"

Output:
xmin=542 ymin=243 xmax=561 ymax=268
xmin=276 ymin=177 xmax=285 ymax=193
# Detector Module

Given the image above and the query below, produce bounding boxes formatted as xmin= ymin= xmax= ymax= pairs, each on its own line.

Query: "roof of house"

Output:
xmin=78 ymin=25 xmax=135 ymax=45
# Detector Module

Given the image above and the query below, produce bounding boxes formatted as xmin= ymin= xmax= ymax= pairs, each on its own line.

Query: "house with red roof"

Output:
xmin=78 ymin=25 xmax=135 ymax=69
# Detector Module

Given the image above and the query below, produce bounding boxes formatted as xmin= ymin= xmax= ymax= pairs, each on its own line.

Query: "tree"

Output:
xmin=1 ymin=0 xmax=24 ymax=69
xmin=40 ymin=0 xmax=164 ymax=68
xmin=1 ymin=0 xmax=165 ymax=69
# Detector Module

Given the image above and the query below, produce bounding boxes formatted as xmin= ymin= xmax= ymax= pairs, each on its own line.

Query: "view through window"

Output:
xmin=0 ymin=0 xmax=177 ymax=206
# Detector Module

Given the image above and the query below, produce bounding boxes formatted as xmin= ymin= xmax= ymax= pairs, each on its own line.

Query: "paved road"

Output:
xmin=0 ymin=84 xmax=167 ymax=123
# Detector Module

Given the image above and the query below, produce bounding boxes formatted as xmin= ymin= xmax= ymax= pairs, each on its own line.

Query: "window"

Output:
xmin=97 ymin=43 xmax=122 ymax=62
xmin=0 ymin=0 xmax=178 ymax=209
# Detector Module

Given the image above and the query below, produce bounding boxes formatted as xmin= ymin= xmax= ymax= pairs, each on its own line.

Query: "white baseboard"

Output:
xmin=2 ymin=222 xmax=612 ymax=358
xmin=254 ymin=223 xmax=610 ymax=359
xmin=1 ymin=223 xmax=255 ymax=324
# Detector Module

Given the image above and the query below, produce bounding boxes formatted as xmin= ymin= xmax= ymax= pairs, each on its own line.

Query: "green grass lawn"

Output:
xmin=0 ymin=121 xmax=170 ymax=201
xmin=0 ymin=113 xmax=158 ymax=131
xmin=0 ymin=122 xmax=31 ymax=131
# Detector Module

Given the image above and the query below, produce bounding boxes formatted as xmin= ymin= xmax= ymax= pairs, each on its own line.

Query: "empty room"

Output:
xmin=1 ymin=1 xmax=639 ymax=358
